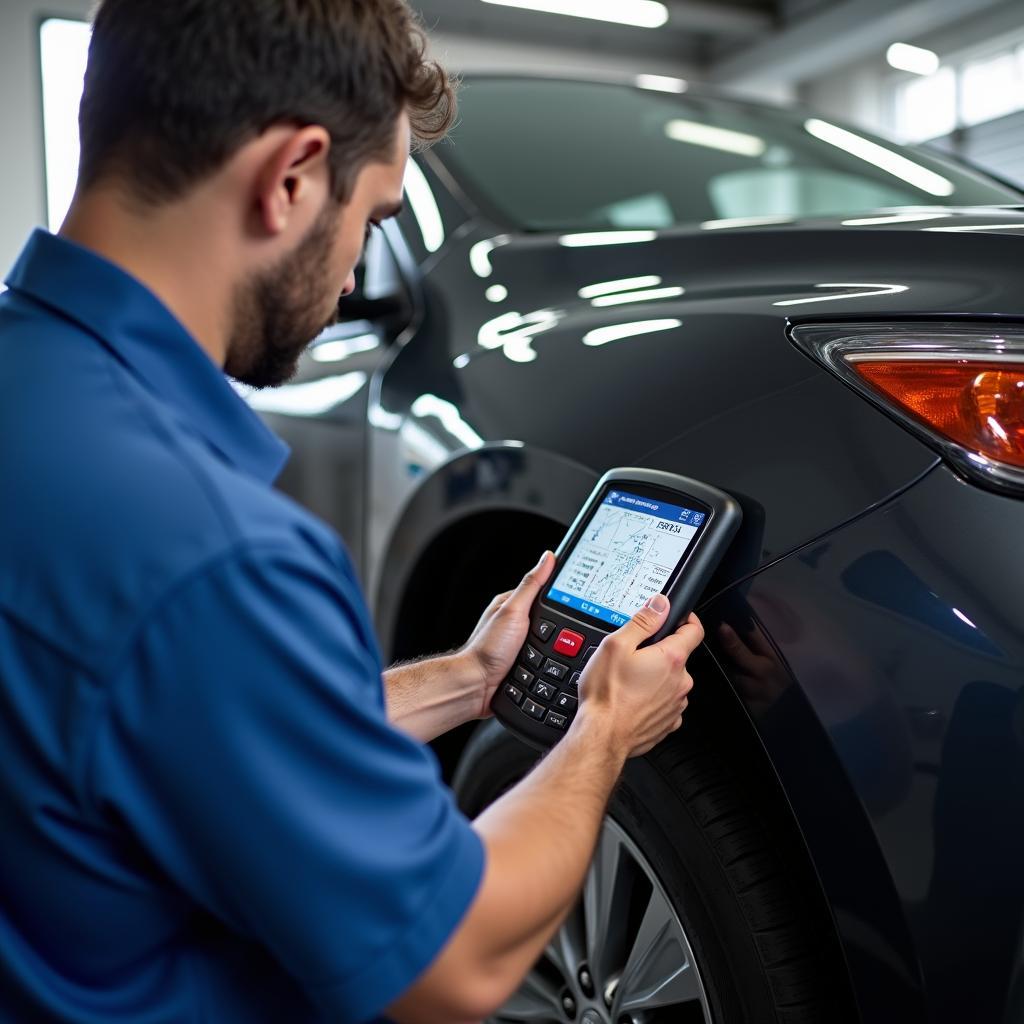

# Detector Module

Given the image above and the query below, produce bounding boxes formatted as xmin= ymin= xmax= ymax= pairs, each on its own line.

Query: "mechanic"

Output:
xmin=0 ymin=2 xmax=701 ymax=1021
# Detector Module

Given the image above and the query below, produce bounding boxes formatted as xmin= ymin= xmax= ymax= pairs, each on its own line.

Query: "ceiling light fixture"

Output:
xmin=665 ymin=118 xmax=766 ymax=157
xmin=804 ymin=118 xmax=954 ymax=197
xmin=636 ymin=74 xmax=688 ymax=93
xmin=479 ymin=0 xmax=669 ymax=29
xmin=886 ymin=42 xmax=940 ymax=76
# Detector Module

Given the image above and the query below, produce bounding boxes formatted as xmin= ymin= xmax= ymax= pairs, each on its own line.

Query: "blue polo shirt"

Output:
xmin=0 ymin=230 xmax=484 ymax=1024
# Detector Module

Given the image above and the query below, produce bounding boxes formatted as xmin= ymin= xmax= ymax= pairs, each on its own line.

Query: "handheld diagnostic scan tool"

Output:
xmin=491 ymin=468 xmax=742 ymax=747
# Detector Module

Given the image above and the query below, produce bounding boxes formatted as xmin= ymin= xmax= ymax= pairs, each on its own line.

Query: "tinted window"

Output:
xmin=440 ymin=78 xmax=1019 ymax=231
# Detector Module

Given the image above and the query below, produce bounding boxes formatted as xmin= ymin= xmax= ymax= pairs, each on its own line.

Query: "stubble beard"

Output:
xmin=225 ymin=201 xmax=342 ymax=389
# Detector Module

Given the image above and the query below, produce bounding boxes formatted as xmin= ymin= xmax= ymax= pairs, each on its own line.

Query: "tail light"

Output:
xmin=791 ymin=323 xmax=1024 ymax=494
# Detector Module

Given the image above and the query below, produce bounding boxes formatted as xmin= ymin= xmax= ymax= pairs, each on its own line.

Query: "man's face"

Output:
xmin=225 ymin=116 xmax=409 ymax=389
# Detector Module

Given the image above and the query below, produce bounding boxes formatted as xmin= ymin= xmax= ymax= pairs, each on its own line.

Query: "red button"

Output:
xmin=553 ymin=628 xmax=586 ymax=658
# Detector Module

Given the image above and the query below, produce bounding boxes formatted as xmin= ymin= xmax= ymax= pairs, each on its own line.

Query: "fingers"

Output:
xmin=500 ymin=551 xmax=555 ymax=613
xmin=618 ymin=593 xmax=671 ymax=648
xmin=482 ymin=591 xmax=513 ymax=618
xmin=651 ymin=613 xmax=705 ymax=665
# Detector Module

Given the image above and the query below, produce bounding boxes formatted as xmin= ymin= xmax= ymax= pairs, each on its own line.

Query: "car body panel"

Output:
xmin=703 ymin=463 xmax=1024 ymax=1024
xmin=264 ymin=82 xmax=1024 ymax=1021
xmin=367 ymin=212 xmax=1024 ymax=610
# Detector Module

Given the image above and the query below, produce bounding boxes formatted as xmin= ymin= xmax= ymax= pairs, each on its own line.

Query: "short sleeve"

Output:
xmin=87 ymin=541 xmax=484 ymax=1023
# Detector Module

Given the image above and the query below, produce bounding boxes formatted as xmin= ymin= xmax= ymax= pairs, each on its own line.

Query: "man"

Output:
xmin=0 ymin=1 xmax=701 ymax=1021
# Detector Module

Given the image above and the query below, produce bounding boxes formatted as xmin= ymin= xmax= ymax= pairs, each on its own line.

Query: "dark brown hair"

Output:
xmin=78 ymin=0 xmax=455 ymax=205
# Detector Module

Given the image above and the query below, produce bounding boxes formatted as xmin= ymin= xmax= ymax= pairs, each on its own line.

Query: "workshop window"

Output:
xmin=959 ymin=51 xmax=1023 ymax=127
xmin=893 ymin=66 xmax=956 ymax=143
xmin=39 ymin=18 xmax=90 ymax=231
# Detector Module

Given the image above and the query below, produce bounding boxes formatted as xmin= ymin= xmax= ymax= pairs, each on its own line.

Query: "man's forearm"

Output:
xmin=469 ymin=711 xmax=624 ymax=986
xmin=383 ymin=652 xmax=484 ymax=742
xmin=389 ymin=711 xmax=626 ymax=1023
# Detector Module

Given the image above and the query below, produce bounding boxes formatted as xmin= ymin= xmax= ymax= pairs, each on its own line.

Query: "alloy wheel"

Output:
xmin=493 ymin=816 xmax=713 ymax=1023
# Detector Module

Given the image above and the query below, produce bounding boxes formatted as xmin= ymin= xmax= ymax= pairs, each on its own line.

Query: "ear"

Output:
xmin=253 ymin=125 xmax=331 ymax=236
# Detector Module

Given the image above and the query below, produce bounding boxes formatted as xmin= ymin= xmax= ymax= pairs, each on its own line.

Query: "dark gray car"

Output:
xmin=254 ymin=76 xmax=1024 ymax=1024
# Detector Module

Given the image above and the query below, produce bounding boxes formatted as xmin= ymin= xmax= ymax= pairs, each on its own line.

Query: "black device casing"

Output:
xmin=491 ymin=468 xmax=742 ymax=748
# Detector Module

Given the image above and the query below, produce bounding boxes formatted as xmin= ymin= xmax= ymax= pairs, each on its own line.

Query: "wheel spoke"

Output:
xmin=614 ymin=888 xmax=705 ymax=1013
xmin=494 ymin=968 xmax=564 ymax=1022
xmin=582 ymin=824 xmax=625 ymax=981
xmin=545 ymin=913 xmax=581 ymax=984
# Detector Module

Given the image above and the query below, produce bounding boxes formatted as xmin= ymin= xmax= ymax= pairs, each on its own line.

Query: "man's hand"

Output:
xmin=577 ymin=595 xmax=703 ymax=758
xmin=461 ymin=550 xmax=555 ymax=719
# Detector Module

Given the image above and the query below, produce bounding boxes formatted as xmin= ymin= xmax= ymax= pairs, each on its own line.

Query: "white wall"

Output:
xmin=0 ymin=0 xmax=93 ymax=275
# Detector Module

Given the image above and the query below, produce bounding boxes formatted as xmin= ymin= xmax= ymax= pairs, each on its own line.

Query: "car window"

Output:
xmin=439 ymin=78 xmax=1020 ymax=231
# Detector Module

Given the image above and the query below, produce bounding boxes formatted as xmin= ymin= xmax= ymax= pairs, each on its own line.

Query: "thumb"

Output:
xmin=619 ymin=593 xmax=670 ymax=648
xmin=505 ymin=551 xmax=555 ymax=610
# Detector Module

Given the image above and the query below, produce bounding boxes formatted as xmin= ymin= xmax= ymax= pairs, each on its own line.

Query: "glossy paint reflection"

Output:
xmin=705 ymin=464 xmax=1024 ymax=1024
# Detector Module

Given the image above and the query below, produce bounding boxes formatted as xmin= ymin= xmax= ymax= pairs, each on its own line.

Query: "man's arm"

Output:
xmin=383 ymin=552 xmax=554 ymax=743
xmin=383 ymin=653 xmax=483 ymax=742
xmin=387 ymin=599 xmax=703 ymax=1023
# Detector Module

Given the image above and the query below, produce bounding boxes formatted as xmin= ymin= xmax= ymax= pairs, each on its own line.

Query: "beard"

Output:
xmin=225 ymin=201 xmax=342 ymax=389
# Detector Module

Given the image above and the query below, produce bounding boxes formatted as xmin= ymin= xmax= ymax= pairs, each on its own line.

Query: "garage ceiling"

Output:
xmin=411 ymin=0 xmax=1020 ymax=86
xmin=412 ymin=0 xmax=815 ymax=69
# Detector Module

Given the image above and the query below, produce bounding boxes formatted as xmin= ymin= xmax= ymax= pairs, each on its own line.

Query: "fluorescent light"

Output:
xmin=804 ymin=118 xmax=954 ymax=197
xmin=310 ymin=334 xmax=379 ymax=362
xmin=411 ymin=394 xmax=485 ymax=450
xmin=923 ymin=223 xmax=1024 ymax=233
xmin=469 ymin=236 xmax=511 ymax=278
xmin=583 ymin=319 xmax=681 ymax=347
xmin=560 ymin=230 xmax=657 ymax=248
xmin=591 ymin=286 xmax=685 ymax=307
xmin=841 ymin=212 xmax=951 ymax=226
xmin=665 ymin=118 xmax=765 ymax=157
xmin=478 ymin=309 xmax=562 ymax=363
xmin=773 ymin=282 xmax=908 ymax=307
xmin=368 ymin=403 xmax=403 ymax=430
xmin=886 ymin=42 xmax=940 ymax=76
xmin=403 ymin=159 xmax=445 ymax=253
xmin=479 ymin=0 xmax=669 ymax=29
xmin=246 ymin=373 xmax=367 ymax=416
xmin=486 ymin=284 xmax=509 ymax=303
xmin=952 ymin=607 xmax=977 ymax=629
xmin=701 ymin=215 xmax=792 ymax=230
xmin=637 ymin=74 xmax=687 ymax=93
xmin=579 ymin=275 xmax=662 ymax=299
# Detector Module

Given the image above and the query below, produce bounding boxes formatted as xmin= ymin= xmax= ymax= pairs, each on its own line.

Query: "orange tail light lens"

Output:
xmin=850 ymin=360 xmax=1024 ymax=469
xmin=790 ymin=324 xmax=1024 ymax=493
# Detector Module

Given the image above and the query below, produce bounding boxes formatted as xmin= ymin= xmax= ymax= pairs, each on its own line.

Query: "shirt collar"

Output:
xmin=5 ymin=229 xmax=289 ymax=484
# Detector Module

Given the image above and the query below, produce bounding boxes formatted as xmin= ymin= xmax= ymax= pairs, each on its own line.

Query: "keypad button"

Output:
xmin=532 ymin=619 xmax=556 ymax=643
xmin=554 ymin=692 xmax=578 ymax=713
xmin=523 ymin=644 xmax=544 ymax=670
xmin=567 ymin=672 xmax=581 ymax=691
xmin=545 ymin=710 xmax=568 ymax=730
xmin=553 ymin=628 xmax=586 ymax=658
xmin=541 ymin=658 xmax=569 ymax=681
xmin=513 ymin=665 xmax=533 ymax=688
xmin=504 ymin=683 xmax=524 ymax=705
xmin=532 ymin=679 xmax=557 ymax=701
xmin=581 ymin=645 xmax=599 ymax=666
xmin=522 ymin=697 xmax=545 ymax=720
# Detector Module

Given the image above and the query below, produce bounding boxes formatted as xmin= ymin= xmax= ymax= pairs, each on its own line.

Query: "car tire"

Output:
xmin=452 ymin=677 xmax=858 ymax=1023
